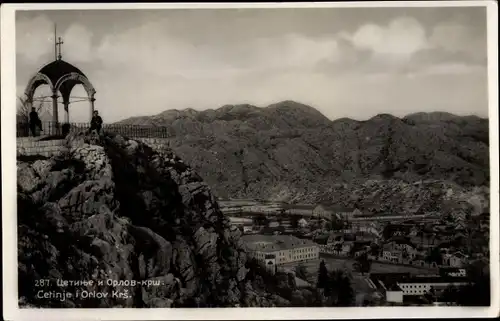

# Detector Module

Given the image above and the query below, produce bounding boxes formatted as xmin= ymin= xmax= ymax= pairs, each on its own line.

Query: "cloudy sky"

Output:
xmin=16 ymin=6 xmax=489 ymax=123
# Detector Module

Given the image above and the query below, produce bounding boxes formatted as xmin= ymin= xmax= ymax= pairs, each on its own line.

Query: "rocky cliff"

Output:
xmin=17 ymin=132 xmax=298 ymax=308
xmin=117 ymin=101 xmax=490 ymax=211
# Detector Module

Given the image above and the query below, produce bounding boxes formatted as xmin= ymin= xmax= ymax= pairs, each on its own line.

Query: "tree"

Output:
xmin=290 ymin=216 xmax=300 ymax=229
xmin=369 ymin=243 xmax=381 ymax=258
xmin=254 ymin=216 xmax=269 ymax=227
xmin=455 ymin=274 xmax=490 ymax=306
xmin=353 ymin=252 xmax=372 ymax=276
xmin=325 ymin=270 xmax=354 ymax=307
xmin=458 ymin=261 xmax=490 ymax=306
xmin=402 ymin=247 xmax=409 ymax=260
xmin=316 ymin=260 xmax=355 ymax=307
xmin=17 ymin=97 xmax=48 ymax=136
xmin=438 ymin=271 xmax=490 ymax=306
xmin=17 ymin=96 xmax=45 ymax=123
xmin=334 ymin=243 xmax=342 ymax=254
xmin=425 ymin=247 xmax=442 ymax=266
xmin=317 ymin=260 xmax=329 ymax=291
xmin=327 ymin=217 xmax=345 ymax=231
xmin=382 ymin=225 xmax=395 ymax=240
xmin=423 ymin=286 xmax=437 ymax=304
xmin=439 ymin=285 xmax=460 ymax=305
xmin=17 ymin=96 xmax=31 ymax=123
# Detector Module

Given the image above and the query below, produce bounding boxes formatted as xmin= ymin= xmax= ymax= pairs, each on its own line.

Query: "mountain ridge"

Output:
xmin=115 ymin=101 xmax=489 ymax=209
xmin=116 ymin=100 xmax=487 ymax=125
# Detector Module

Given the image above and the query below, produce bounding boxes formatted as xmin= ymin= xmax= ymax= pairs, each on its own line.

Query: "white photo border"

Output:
xmin=2 ymin=1 xmax=499 ymax=320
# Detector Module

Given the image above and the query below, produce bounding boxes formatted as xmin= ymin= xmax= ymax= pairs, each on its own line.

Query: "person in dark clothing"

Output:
xmin=29 ymin=107 xmax=42 ymax=137
xmin=90 ymin=110 xmax=103 ymax=134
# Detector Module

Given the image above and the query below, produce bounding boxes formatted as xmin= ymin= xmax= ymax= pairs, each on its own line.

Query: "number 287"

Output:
xmin=35 ymin=279 xmax=50 ymax=287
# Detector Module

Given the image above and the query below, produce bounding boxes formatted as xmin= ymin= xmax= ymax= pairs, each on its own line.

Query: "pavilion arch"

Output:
xmin=55 ymin=72 xmax=96 ymax=101
xmin=23 ymin=59 xmax=97 ymax=125
xmin=24 ymin=73 xmax=55 ymax=104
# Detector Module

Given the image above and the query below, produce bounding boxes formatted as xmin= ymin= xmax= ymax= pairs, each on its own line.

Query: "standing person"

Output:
xmin=90 ymin=110 xmax=103 ymax=134
xmin=29 ymin=107 xmax=42 ymax=137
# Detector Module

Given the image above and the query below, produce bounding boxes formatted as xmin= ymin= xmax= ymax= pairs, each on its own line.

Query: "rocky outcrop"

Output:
xmin=17 ymin=132 xmax=293 ymax=308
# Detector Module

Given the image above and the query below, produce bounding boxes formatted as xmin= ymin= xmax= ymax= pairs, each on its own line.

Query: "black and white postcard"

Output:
xmin=1 ymin=2 xmax=499 ymax=320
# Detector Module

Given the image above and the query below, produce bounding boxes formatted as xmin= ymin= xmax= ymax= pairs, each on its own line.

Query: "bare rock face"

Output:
xmin=17 ymin=163 xmax=40 ymax=193
xmin=17 ymin=132 xmax=290 ymax=308
xmin=118 ymin=103 xmax=489 ymax=207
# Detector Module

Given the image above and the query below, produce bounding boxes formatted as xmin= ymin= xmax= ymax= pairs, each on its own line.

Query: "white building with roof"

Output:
xmin=312 ymin=204 xmax=355 ymax=220
xmin=242 ymin=234 xmax=320 ymax=266
xmin=369 ymin=272 xmax=469 ymax=304
xmin=297 ymin=218 xmax=309 ymax=228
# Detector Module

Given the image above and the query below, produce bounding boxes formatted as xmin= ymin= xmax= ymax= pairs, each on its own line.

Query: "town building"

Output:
xmin=229 ymin=216 xmax=255 ymax=234
xmin=442 ymin=251 xmax=469 ymax=268
xmin=411 ymin=259 xmax=428 ymax=268
xmin=351 ymin=208 xmax=363 ymax=216
xmin=297 ymin=218 xmax=309 ymax=229
xmin=268 ymin=221 xmax=280 ymax=228
xmin=411 ymin=232 xmax=441 ymax=249
xmin=439 ymin=267 xmax=467 ymax=278
xmin=313 ymin=234 xmax=330 ymax=251
xmin=260 ymin=226 xmax=285 ymax=235
xmin=281 ymin=204 xmax=315 ymax=216
xmin=242 ymin=234 xmax=320 ymax=267
xmin=341 ymin=242 xmax=353 ymax=256
xmin=354 ymin=231 xmax=378 ymax=242
xmin=353 ymin=222 xmax=381 ymax=237
xmin=382 ymin=248 xmax=403 ymax=264
xmin=312 ymin=204 xmax=356 ymax=220
xmin=369 ymin=272 xmax=469 ymax=304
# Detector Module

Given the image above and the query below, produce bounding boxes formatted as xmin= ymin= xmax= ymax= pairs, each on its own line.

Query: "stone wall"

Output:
xmin=16 ymin=137 xmax=171 ymax=158
xmin=16 ymin=138 xmax=67 ymax=157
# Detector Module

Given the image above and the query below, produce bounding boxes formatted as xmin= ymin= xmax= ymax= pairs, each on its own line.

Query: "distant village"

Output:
xmin=221 ymin=200 xmax=490 ymax=305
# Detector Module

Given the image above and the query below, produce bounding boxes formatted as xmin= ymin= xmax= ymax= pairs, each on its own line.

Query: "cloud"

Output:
xmin=250 ymin=34 xmax=341 ymax=70
xmin=410 ymin=62 xmax=485 ymax=77
xmin=340 ymin=17 xmax=427 ymax=59
xmin=94 ymin=19 xmax=342 ymax=79
xmin=428 ymin=20 xmax=487 ymax=61
xmin=15 ymin=10 xmax=489 ymax=123
xmin=16 ymin=14 xmax=55 ymax=64
xmin=62 ymin=24 xmax=94 ymax=63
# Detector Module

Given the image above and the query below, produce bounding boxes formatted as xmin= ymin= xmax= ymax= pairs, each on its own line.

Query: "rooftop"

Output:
xmin=242 ymin=234 xmax=317 ymax=252
xmin=370 ymin=272 xmax=469 ymax=288
xmin=282 ymin=204 xmax=315 ymax=210
xmin=313 ymin=234 xmax=330 ymax=245
xmin=38 ymin=59 xmax=88 ymax=86
xmin=314 ymin=204 xmax=356 ymax=212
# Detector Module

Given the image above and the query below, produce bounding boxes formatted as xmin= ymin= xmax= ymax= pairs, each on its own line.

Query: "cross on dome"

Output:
xmin=23 ymin=22 xmax=97 ymax=126
xmin=56 ymin=36 xmax=64 ymax=60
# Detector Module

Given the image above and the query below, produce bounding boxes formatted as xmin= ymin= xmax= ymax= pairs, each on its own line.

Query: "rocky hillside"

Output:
xmin=117 ymin=101 xmax=490 ymax=210
xmin=17 ymin=132 xmax=307 ymax=308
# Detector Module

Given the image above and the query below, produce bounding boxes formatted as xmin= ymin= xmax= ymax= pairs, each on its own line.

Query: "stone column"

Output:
xmin=52 ymin=92 xmax=59 ymax=135
xmin=64 ymin=102 xmax=70 ymax=123
xmin=90 ymin=97 xmax=95 ymax=121
xmin=25 ymin=98 xmax=33 ymax=111
xmin=24 ymin=98 xmax=33 ymax=136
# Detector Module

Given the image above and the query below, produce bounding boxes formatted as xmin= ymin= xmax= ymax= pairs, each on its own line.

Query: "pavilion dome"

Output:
xmin=38 ymin=59 xmax=88 ymax=86
xmin=27 ymin=59 xmax=95 ymax=103
xmin=23 ymin=34 xmax=97 ymax=124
